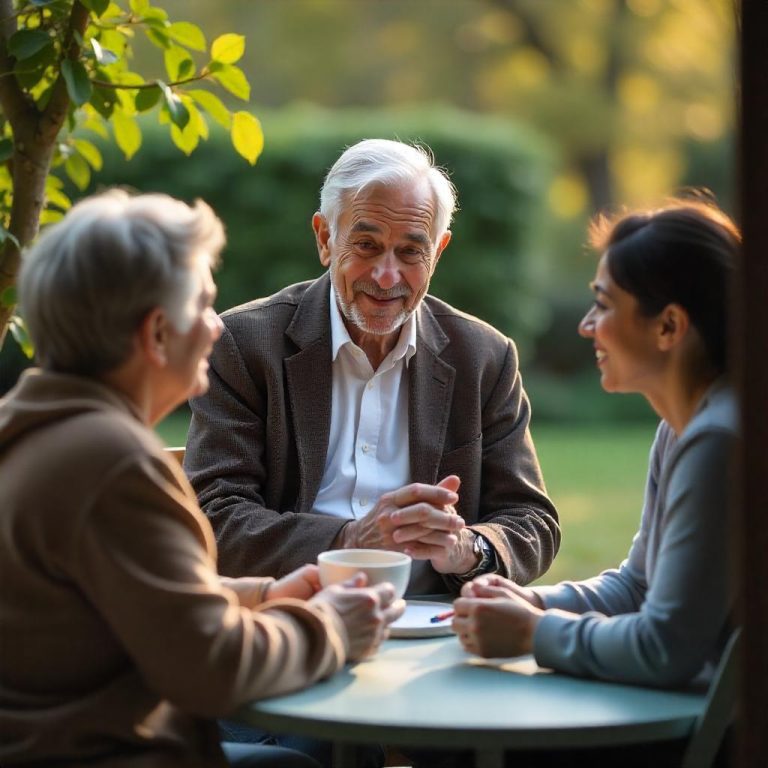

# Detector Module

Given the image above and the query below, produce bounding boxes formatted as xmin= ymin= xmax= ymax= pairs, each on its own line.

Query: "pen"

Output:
xmin=430 ymin=610 xmax=455 ymax=624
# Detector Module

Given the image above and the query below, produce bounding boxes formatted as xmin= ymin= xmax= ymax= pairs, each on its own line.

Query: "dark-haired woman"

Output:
xmin=453 ymin=200 xmax=739 ymax=690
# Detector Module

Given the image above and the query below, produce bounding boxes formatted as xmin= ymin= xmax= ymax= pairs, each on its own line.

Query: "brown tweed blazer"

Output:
xmin=185 ymin=272 xmax=560 ymax=594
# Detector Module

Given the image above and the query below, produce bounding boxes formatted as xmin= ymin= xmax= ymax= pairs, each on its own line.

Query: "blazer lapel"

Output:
xmin=409 ymin=303 xmax=455 ymax=485
xmin=285 ymin=274 xmax=333 ymax=514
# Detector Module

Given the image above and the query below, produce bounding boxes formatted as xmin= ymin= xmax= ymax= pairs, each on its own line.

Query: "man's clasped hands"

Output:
xmin=250 ymin=474 xmax=543 ymax=663
xmin=334 ymin=474 xmax=479 ymax=575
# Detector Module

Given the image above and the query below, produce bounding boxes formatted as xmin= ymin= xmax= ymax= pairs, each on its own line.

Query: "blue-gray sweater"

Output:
xmin=533 ymin=380 xmax=737 ymax=686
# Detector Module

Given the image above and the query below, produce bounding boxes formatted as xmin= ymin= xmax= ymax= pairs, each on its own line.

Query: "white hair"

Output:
xmin=319 ymin=139 xmax=457 ymax=240
xmin=19 ymin=188 xmax=225 ymax=376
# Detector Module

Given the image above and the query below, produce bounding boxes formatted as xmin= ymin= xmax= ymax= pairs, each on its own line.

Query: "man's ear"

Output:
xmin=656 ymin=304 xmax=690 ymax=351
xmin=137 ymin=307 xmax=170 ymax=367
xmin=312 ymin=212 xmax=332 ymax=267
xmin=431 ymin=230 xmax=452 ymax=273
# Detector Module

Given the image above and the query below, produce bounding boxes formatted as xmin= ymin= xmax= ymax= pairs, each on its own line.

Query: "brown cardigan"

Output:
xmin=0 ymin=370 xmax=348 ymax=767
xmin=185 ymin=273 xmax=560 ymax=594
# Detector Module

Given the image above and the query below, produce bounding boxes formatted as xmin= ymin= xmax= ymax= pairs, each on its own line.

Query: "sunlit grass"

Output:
xmin=157 ymin=409 xmax=657 ymax=586
xmin=531 ymin=422 xmax=656 ymax=585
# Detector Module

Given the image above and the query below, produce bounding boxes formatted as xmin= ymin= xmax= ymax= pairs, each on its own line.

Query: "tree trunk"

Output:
xmin=0 ymin=0 xmax=89 ymax=348
xmin=0 ymin=133 xmax=56 ymax=346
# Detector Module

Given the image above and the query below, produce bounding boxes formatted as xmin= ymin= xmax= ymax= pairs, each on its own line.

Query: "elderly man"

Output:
xmin=0 ymin=190 xmax=402 ymax=768
xmin=185 ymin=138 xmax=559 ymax=595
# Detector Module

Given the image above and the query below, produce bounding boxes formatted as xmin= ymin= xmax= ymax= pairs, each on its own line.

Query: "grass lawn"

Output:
xmin=531 ymin=421 xmax=657 ymax=585
xmin=157 ymin=409 xmax=657 ymax=586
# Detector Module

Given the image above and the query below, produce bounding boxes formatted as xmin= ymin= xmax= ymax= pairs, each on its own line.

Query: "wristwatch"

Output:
xmin=458 ymin=531 xmax=495 ymax=580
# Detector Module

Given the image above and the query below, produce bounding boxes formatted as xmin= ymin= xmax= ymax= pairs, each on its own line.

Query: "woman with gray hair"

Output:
xmin=0 ymin=189 xmax=403 ymax=768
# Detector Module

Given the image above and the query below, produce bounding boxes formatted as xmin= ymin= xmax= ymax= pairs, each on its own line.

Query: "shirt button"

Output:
xmin=367 ymin=380 xmax=374 ymax=389
xmin=360 ymin=497 xmax=368 ymax=507
xmin=361 ymin=443 xmax=369 ymax=453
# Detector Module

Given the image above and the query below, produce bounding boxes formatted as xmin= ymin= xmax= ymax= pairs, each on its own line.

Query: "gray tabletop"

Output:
xmin=236 ymin=635 xmax=706 ymax=767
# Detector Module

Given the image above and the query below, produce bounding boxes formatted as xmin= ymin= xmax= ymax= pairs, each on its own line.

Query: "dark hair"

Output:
xmin=589 ymin=199 xmax=740 ymax=374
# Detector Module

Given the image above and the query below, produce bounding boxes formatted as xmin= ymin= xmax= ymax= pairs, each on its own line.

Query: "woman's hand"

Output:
xmin=266 ymin=564 xmax=323 ymax=601
xmin=453 ymin=579 xmax=545 ymax=658
xmin=311 ymin=574 xmax=406 ymax=661
xmin=460 ymin=574 xmax=545 ymax=609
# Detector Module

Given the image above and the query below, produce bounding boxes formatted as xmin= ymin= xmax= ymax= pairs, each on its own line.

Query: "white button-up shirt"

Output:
xmin=313 ymin=285 xmax=415 ymax=519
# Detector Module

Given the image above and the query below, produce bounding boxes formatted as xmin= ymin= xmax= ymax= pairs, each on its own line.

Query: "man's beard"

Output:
xmin=331 ymin=263 xmax=415 ymax=336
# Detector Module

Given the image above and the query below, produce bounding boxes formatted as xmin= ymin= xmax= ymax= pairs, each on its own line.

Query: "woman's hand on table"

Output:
xmin=266 ymin=564 xmax=323 ymax=601
xmin=453 ymin=576 xmax=545 ymax=658
xmin=462 ymin=574 xmax=545 ymax=609
xmin=311 ymin=574 xmax=406 ymax=661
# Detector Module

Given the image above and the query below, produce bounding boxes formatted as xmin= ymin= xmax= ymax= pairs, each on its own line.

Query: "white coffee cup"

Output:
xmin=317 ymin=549 xmax=412 ymax=599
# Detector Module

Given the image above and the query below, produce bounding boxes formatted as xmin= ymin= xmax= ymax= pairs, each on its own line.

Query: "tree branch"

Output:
xmin=0 ymin=0 xmax=31 ymax=129
xmin=40 ymin=1 xmax=91 ymax=143
xmin=92 ymin=73 xmax=207 ymax=90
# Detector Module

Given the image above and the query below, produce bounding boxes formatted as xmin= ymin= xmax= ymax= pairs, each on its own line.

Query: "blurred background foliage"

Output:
xmin=0 ymin=0 xmax=735 ymax=579
xmin=1 ymin=0 xmax=735 ymax=425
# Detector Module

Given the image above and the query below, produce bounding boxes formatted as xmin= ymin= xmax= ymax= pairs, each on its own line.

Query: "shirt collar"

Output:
xmin=329 ymin=281 xmax=417 ymax=366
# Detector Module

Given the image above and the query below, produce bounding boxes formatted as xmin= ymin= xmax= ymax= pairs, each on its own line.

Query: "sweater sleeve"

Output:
xmin=69 ymin=451 xmax=348 ymax=718
xmin=533 ymin=428 xmax=733 ymax=686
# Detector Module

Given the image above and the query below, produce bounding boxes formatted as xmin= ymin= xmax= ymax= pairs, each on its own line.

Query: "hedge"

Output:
xmin=1 ymin=105 xmax=553 ymax=393
xmin=97 ymin=105 xmax=552 ymax=339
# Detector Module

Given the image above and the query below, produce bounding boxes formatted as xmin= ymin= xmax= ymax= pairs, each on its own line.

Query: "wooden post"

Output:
xmin=736 ymin=0 xmax=768 ymax=764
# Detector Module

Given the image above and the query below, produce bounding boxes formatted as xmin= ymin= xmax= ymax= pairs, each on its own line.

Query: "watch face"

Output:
xmin=472 ymin=534 xmax=493 ymax=573
xmin=474 ymin=533 xmax=489 ymax=556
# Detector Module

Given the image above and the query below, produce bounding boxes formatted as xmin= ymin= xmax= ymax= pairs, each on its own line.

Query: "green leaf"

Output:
xmin=9 ymin=316 xmax=35 ymax=359
xmin=44 ymin=174 xmax=72 ymax=211
xmin=170 ymin=118 xmax=200 ymax=156
xmin=188 ymin=88 xmax=231 ymax=129
xmin=90 ymin=86 xmax=118 ymax=119
xmin=65 ymin=153 xmax=91 ymax=190
xmin=134 ymin=86 xmax=161 ymax=112
xmin=8 ymin=30 xmax=52 ymax=60
xmin=13 ymin=43 xmax=56 ymax=90
xmin=0 ymin=138 xmax=13 ymax=163
xmin=143 ymin=7 xmax=169 ymax=22
xmin=1 ymin=285 xmax=17 ymax=309
xmin=231 ymin=111 xmax=264 ymax=165
xmin=0 ymin=226 xmax=20 ymax=250
xmin=158 ymin=81 xmax=190 ymax=129
xmin=209 ymin=64 xmax=250 ymax=101
xmin=181 ymin=97 xmax=209 ymax=140
xmin=80 ymin=108 xmax=110 ymax=139
xmin=164 ymin=46 xmax=195 ymax=82
xmin=98 ymin=29 xmax=128 ymax=58
xmin=101 ymin=2 xmax=126 ymax=22
xmin=210 ymin=33 xmax=245 ymax=65
xmin=167 ymin=22 xmax=206 ymax=52
xmin=80 ymin=0 xmax=110 ymax=16
xmin=177 ymin=58 xmax=195 ymax=80
xmin=61 ymin=60 xmax=92 ymax=106
xmin=145 ymin=28 xmax=170 ymax=50
xmin=40 ymin=208 xmax=65 ymax=225
xmin=112 ymin=111 xmax=142 ymax=160
xmin=44 ymin=185 xmax=71 ymax=211
xmin=129 ymin=0 xmax=149 ymax=13
xmin=74 ymin=139 xmax=103 ymax=171
xmin=112 ymin=73 xmax=143 ymax=114
xmin=91 ymin=38 xmax=119 ymax=65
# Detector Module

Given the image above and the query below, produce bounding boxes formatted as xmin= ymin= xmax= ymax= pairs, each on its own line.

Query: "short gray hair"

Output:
xmin=19 ymin=188 xmax=225 ymax=376
xmin=319 ymin=139 xmax=457 ymax=240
